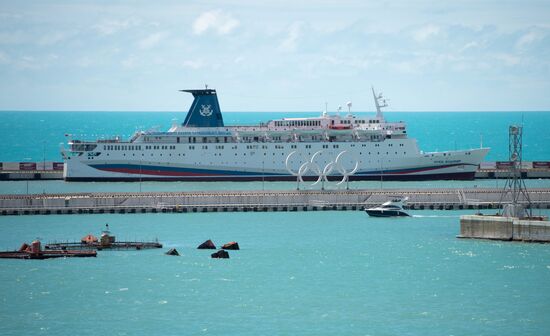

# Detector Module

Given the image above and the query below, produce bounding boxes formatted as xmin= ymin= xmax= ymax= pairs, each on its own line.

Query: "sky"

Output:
xmin=0 ymin=0 xmax=549 ymax=112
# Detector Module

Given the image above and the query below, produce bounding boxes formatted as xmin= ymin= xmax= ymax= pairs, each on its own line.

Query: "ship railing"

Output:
xmin=129 ymin=132 xmax=143 ymax=143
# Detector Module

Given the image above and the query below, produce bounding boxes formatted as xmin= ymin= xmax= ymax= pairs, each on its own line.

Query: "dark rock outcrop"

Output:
xmin=165 ymin=248 xmax=180 ymax=256
xmin=197 ymin=239 xmax=216 ymax=249
xmin=221 ymin=241 xmax=240 ymax=250
xmin=211 ymin=249 xmax=229 ymax=259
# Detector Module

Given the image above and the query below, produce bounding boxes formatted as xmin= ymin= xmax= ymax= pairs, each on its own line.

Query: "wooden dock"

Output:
xmin=0 ymin=188 xmax=549 ymax=216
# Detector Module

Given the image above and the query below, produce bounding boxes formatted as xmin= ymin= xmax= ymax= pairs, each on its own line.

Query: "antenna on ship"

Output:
xmin=372 ymin=86 xmax=387 ymax=120
xmin=346 ymin=101 xmax=352 ymax=117
xmin=337 ymin=105 xmax=342 ymax=117
xmin=323 ymin=102 xmax=328 ymax=117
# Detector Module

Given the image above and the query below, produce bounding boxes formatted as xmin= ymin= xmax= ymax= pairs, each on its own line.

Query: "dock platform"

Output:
xmin=45 ymin=241 xmax=163 ymax=250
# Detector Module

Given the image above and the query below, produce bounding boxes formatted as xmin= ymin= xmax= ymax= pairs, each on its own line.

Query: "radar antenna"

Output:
xmin=372 ymin=87 xmax=388 ymax=120
xmin=498 ymin=125 xmax=532 ymax=218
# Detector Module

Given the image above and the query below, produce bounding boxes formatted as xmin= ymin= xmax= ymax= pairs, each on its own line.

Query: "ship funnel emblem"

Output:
xmin=200 ymin=104 xmax=213 ymax=117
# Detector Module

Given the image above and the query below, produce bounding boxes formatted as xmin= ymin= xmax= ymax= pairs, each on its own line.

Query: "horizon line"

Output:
xmin=1 ymin=110 xmax=549 ymax=113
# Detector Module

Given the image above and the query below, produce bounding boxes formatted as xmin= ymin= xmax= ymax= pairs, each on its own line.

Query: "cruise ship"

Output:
xmin=62 ymin=88 xmax=489 ymax=181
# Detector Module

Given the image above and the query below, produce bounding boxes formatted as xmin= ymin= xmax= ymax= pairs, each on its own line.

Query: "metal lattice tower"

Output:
xmin=499 ymin=125 xmax=532 ymax=218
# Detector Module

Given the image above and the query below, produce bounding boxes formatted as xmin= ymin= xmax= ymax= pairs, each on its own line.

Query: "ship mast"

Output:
xmin=372 ymin=87 xmax=388 ymax=120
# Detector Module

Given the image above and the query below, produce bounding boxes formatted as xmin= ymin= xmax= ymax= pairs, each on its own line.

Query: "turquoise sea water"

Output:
xmin=1 ymin=111 xmax=550 ymax=335
xmin=0 ymin=111 xmax=549 ymax=162
xmin=1 ymin=211 xmax=550 ymax=335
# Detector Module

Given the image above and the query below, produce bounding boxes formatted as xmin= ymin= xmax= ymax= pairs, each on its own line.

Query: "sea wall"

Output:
xmin=459 ymin=215 xmax=550 ymax=242
xmin=1 ymin=188 xmax=549 ymax=216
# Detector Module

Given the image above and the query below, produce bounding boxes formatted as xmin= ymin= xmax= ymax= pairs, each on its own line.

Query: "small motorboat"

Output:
xmin=365 ymin=197 xmax=410 ymax=217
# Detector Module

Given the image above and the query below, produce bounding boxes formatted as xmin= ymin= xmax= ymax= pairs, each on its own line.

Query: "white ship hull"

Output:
xmin=63 ymin=87 xmax=489 ymax=182
xmin=64 ymin=140 xmax=488 ymax=181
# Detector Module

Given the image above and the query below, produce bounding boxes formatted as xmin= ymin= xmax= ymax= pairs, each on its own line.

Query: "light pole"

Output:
xmin=139 ymin=155 xmax=143 ymax=193
xmin=262 ymin=160 xmax=265 ymax=191
xmin=42 ymin=141 xmax=46 ymax=171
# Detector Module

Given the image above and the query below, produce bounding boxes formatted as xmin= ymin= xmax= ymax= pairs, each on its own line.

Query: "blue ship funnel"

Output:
xmin=180 ymin=89 xmax=224 ymax=127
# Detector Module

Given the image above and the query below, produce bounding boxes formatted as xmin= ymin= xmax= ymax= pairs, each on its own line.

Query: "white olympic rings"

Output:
xmin=285 ymin=150 xmax=359 ymax=187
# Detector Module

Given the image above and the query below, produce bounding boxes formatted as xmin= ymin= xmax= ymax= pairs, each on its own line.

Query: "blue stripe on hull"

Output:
xmin=86 ymin=162 xmax=476 ymax=178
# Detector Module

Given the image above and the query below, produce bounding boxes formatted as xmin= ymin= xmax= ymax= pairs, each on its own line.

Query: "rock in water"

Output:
xmin=197 ymin=239 xmax=216 ymax=249
xmin=165 ymin=248 xmax=180 ymax=256
xmin=211 ymin=250 xmax=229 ymax=259
xmin=222 ymin=241 xmax=240 ymax=250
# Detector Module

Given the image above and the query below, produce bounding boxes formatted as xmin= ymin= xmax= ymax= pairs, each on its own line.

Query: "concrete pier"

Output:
xmin=0 ymin=188 xmax=549 ymax=216
xmin=459 ymin=215 xmax=550 ymax=242
xmin=0 ymin=171 xmax=62 ymax=180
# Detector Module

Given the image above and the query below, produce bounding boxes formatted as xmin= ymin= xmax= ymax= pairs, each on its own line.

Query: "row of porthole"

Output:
xmin=101 ymin=151 xmax=409 ymax=158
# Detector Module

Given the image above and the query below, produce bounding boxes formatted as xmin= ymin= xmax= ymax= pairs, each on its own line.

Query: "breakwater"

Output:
xmin=459 ymin=215 xmax=550 ymax=242
xmin=1 ymin=188 xmax=549 ymax=216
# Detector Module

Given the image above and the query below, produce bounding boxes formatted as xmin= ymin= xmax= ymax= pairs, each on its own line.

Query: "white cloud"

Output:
xmin=516 ymin=30 xmax=544 ymax=49
xmin=76 ymin=56 xmax=93 ymax=68
xmin=459 ymin=41 xmax=479 ymax=53
xmin=493 ymin=53 xmax=521 ymax=66
xmin=279 ymin=22 xmax=303 ymax=52
xmin=192 ymin=10 xmax=239 ymax=35
xmin=121 ymin=55 xmax=138 ymax=69
xmin=412 ymin=24 xmax=440 ymax=42
xmin=182 ymin=59 xmax=204 ymax=69
xmin=94 ymin=19 xmax=139 ymax=35
xmin=0 ymin=51 xmax=9 ymax=64
xmin=138 ymin=32 xmax=169 ymax=49
xmin=0 ymin=30 xmax=27 ymax=44
xmin=38 ymin=31 xmax=76 ymax=46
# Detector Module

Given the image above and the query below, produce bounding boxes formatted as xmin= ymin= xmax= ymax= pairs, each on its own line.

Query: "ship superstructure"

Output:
xmin=62 ymin=88 xmax=489 ymax=181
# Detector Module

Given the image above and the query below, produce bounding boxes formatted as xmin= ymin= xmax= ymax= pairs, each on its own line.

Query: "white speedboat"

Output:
xmin=365 ymin=197 xmax=410 ymax=217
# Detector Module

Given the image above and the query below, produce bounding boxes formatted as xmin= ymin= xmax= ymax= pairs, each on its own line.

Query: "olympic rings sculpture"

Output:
xmin=285 ymin=150 xmax=359 ymax=188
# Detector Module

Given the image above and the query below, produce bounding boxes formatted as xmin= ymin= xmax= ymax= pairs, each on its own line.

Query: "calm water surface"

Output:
xmin=1 ymin=211 xmax=550 ymax=335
